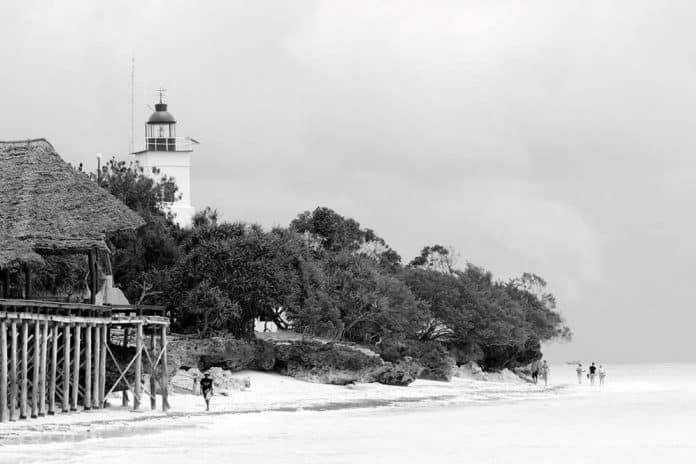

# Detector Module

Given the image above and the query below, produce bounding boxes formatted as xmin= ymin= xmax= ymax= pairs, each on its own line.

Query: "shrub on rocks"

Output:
xmin=374 ymin=359 xmax=423 ymax=386
xmin=274 ymin=340 xmax=383 ymax=382
xmin=411 ymin=341 xmax=455 ymax=381
xmin=380 ymin=340 xmax=455 ymax=381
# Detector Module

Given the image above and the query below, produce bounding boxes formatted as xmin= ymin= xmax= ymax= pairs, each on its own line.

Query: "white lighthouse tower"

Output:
xmin=133 ymin=91 xmax=198 ymax=228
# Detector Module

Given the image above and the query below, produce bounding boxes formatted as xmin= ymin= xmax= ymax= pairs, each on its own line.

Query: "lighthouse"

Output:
xmin=133 ymin=91 xmax=198 ymax=228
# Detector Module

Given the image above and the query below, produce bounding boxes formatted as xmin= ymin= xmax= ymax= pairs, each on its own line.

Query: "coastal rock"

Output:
xmin=374 ymin=359 xmax=423 ymax=386
xmin=207 ymin=367 xmax=252 ymax=391
xmin=453 ymin=362 xmax=527 ymax=383
xmin=274 ymin=340 xmax=384 ymax=383
xmin=168 ymin=335 xmax=276 ymax=373
xmin=379 ymin=340 xmax=455 ymax=381
xmin=412 ymin=342 xmax=456 ymax=381
xmin=453 ymin=361 xmax=488 ymax=381
xmin=167 ymin=335 xmax=385 ymax=385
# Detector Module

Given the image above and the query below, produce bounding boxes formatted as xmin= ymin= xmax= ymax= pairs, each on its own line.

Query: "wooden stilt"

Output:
xmin=88 ymin=249 xmax=98 ymax=305
xmin=133 ymin=323 xmax=143 ymax=410
xmin=39 ymin=321 xmax=47 ymax=416
xmin=31 ymin=321 xmax=39 ymax=418
xmin=20 ymin=321 xmax=28 ymax=419
xmin=10 ymin=321 xmax=18 ymax=420
xmin=93 ymin=324 xmax=100 ymax=409
xmin=62 ymin=324 xmax=70 ymax=413
xmin=24 ymin=267 xmax=31 ymax=300
xmin=84 ymin=325 xmax=92 ymax=410
xmin=150 ymin=330 xmax=156 ymax=410
xmin=71 ymin=325 xmax=80 ymax=411
xmin=1 ymin=320 xmax=8 ymax=423
xmin=99 ymin=325 xmax=107 ymax=407
xmin=48 ymin=325 xmax=57 ymax=415
xmin=161 ymin=325 xmax=169 ymax=412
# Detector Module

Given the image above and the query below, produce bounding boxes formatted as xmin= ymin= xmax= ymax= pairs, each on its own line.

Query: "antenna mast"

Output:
xmin=130 ymin=56 xmax=135 ymax=155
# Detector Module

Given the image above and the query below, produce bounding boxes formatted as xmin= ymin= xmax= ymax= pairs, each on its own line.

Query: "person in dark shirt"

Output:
xmin=200 ymin=373 xmax=214 ymax=411
xmin=588 ymin=362 xmax=597 ymax=385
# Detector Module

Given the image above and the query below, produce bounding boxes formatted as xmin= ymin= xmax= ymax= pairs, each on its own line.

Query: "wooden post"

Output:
xmin=123 ymin=328 xmax=129 ymax=347
xmin=24 ymin=267 xmax=31 ymax=300
xmin=88 ymin=249 xmax=98 ymax=305
xmin=150 ymin=329 xmax=156 ymax=410
xmin=84 ymin=325 xmax=92 ymax=410
xmin=93 ymin=324 xmax=100 ymax=409
xmin=62 ymin=324 xmax=70 ymax=413
xmin=20 ymin=321 xmax=28 ymax=419
xmin=1 ymin=320 xmax=8 ymax=423
xmin=31 ymin=322 xmax=39 ymax=418
xmin=48 ymin=325 xmax=57 ymax=415
xmin=39 ymin=322 xmax=47 ymax=416
xmin=133 ymin=323 xmax=143 ymax=410
xmin=99 ymin=325 xmax=107 ymax=407
xmin=10 ymin=321 xmax=18 ymax=420
xmin=71 ymin=325 xmax=80 ymax=411
xmin=161 ymin=325 xmax=169 ymax=412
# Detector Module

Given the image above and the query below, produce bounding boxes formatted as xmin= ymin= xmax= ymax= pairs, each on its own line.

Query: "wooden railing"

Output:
xmin=0 ymin=299 xmax=166 ymax=320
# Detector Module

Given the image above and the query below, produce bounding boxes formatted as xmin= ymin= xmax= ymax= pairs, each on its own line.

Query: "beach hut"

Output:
xmin=0 ymin=139 xmax=170 ymax=422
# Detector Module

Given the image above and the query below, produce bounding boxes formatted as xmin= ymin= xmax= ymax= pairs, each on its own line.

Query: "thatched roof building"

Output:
xmin=0 ymin=139 xmax=144 ymax=269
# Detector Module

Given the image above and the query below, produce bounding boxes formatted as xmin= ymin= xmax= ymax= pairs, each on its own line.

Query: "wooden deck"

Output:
xmin=0 ymin=299 xmax=170 ymax=422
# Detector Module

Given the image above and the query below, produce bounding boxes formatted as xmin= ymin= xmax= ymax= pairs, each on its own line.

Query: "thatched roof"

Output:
xmin=0 ymin=139 xmax=145 ymax=268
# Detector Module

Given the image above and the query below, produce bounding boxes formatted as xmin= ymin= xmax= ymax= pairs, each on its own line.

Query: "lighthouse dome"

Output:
xmin=147 ymin=103 xmax=176 ymax=124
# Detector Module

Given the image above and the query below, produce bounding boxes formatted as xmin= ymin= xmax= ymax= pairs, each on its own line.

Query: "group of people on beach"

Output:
xmin=530 ymin=360 xmax=608 ymax=387
xmin=576 ymin=362 xmax=606 ymax=386
xmin=530 ymin=360 xmax=550 ymax=386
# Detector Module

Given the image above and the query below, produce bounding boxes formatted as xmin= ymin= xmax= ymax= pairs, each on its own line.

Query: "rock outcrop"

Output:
xmin=167 ymin=335 xmax=397 ymax=385
xmin=373 ymin=358 xmax=423 ymax=386
xmin=453 ymin=361 xmax=527 ymax=383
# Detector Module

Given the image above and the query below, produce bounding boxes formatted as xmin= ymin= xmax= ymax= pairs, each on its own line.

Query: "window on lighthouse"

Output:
xmin=147 ymin=124 xmax=176 ymax=138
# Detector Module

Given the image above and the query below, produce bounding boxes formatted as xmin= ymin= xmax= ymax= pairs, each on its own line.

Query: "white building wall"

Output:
xmin=135 ymin=151 xmax=195 ymax=228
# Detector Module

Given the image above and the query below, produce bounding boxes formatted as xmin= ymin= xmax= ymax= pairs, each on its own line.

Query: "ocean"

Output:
xmin=3 ymin=363 xmax=696 ymax=464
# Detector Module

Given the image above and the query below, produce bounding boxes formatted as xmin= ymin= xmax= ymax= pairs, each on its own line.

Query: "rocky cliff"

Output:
xmin=166 ymin=334 xmax=422 ymax=386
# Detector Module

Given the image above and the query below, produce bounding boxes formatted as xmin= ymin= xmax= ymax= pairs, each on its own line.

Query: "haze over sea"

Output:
xmin=3 ymin=363 xmax=695 ymax=464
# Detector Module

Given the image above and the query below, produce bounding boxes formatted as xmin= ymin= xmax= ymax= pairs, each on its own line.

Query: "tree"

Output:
xmin=290 ymin=207 xmax=364 ymax=252
xmin=182 ymin=281 xmax=241 ymax=336
xmin=166 ymin=222 xmax=306 ymax=337
xmin=409 ymin=245 xmax=458 ymax=274
xmin=290 ymin=207 xmax=401 ymax=267
xmin=94 ymin=158 xmax=181 ymax=300
xmin=322 ymin=252 xmax=427 ymax=343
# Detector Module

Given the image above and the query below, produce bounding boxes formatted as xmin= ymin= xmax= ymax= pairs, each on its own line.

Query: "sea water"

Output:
xmin=3 ymin=363 xmax=696 ymax=464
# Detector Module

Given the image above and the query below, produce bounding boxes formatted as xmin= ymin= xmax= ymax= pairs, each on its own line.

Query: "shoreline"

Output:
xmin=0 ymin=370 xmax=570 ymax=447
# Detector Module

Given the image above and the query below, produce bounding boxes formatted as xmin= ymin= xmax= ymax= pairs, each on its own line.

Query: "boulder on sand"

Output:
xmin=373 ymin=358 xmax=423 ymax=386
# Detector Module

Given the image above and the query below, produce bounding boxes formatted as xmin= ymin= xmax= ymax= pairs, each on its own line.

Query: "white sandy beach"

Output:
xmin=2 ymin=363 xmax=696 ymax=463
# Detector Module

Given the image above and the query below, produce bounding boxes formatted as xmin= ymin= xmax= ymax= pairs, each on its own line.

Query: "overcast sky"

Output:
xmin=3 ymin=0 xmax=695 ymax=363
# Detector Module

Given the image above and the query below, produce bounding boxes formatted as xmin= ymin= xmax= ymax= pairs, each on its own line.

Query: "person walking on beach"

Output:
xmin=531 ymin=360 xmax=540 ymax=384
xmin=200 ymin=372 xmax=214 ymax=411
xmin=598 ymin=365 xmax=607 ymax=386
xmin=576 ymin=363 xmax=584 ymax=384
xmin=588 ymin=362 xmax=597 ymax=385
xmin=540 ymin=360 xmax=550 ymax=386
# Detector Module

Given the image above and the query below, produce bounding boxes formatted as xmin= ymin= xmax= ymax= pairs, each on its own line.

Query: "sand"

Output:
xmin=3 ymin=364 xmax=695 ymax=463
